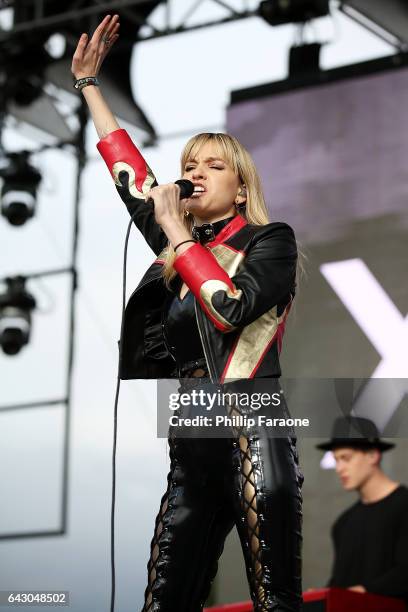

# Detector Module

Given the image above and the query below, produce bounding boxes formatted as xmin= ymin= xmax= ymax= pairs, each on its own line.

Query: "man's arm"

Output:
xmin=326 ymin=522 xmax=340 ymax=588
xmin=362 ymin=513 xmax=408 ymax=597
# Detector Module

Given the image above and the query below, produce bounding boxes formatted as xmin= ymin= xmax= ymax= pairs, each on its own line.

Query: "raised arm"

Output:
xmin=71 ymin=15 xmax=121 ymax=139
xmin=71 ymin=15 xmax=168 ymax=255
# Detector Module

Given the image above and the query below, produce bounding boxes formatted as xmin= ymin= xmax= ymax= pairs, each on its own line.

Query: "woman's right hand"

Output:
xmin=71 ymin=14 xmax=120 ymax=80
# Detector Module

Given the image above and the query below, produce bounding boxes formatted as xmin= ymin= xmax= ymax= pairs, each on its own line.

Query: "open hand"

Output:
xmin=71 ymin=14 xmax=120 ymax=80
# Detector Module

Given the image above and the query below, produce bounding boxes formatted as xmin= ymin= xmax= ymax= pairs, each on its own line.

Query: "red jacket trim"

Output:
xmin=219 ymin=335 xmax=240 ymax=383
xmin=210 ymin=214 xmax=247 ymax=246
xmin=173 ymin=242 xmax=238 ymax=332
xmin=249 ymin=302 xmax=292 ymax=378
xmin=97 ymin=129 xmax=153 ymax=196
xmin=173 ymin=215 xmax=248 ymax=332
xmin=220 ymin=301 xmax=292 ymax=381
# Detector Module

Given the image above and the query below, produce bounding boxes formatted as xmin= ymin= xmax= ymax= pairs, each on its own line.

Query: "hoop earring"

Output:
xmin=235 ymin=186 xmax=247 ymax=209
xmin=234 ymin=201 xmax=246 ymax=211
xmin=184 ymin=209 xmax=190 ymax=217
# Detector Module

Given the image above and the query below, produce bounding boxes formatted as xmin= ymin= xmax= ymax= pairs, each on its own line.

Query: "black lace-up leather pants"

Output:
xmin=141 ymin=371 xmax=304 ymax=612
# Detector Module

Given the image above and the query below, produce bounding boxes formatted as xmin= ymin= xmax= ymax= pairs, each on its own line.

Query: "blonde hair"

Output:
xmin=162 ymin=132 xmax=269 ymax=286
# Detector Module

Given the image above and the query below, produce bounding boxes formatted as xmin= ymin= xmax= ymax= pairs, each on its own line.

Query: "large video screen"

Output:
xmin=227 ymin=58 xmax=408 ymax=387
xmin=224 ymin=60 xmax=408 ymax=596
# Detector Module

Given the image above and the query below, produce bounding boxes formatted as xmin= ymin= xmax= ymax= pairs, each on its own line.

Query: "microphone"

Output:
xmin=175 ymin=179 xmax=195 ymax=199
xmin=147 ymin=179 xmax=195 ymax=207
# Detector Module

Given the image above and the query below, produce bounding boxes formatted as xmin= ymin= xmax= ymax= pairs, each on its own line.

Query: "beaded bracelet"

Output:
xmin=174 ymin=239 xmax=196 ymax=252
xmin=73 ymin=76 xmax=100 ymax=91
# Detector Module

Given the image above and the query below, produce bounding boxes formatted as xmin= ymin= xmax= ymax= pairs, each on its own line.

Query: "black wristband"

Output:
xmin=174 ymin=239 xmax=196 ymax=252
xmin=73 ymin=76 xmax=100 ymax=91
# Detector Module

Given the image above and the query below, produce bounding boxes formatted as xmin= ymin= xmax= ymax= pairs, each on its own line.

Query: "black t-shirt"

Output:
xmin=328 ymin=485 xmax=408 ymax=599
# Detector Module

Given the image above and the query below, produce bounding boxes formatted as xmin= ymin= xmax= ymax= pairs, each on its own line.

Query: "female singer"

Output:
xmin=72 ymin=14 xmax=304 ymax=612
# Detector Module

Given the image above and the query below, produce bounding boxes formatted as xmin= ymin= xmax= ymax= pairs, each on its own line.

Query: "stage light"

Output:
xmin=0 ymin=152 xmax=42 ymax=226
xmin=1 ymin=40 xmax=51 ymax=107
xmin=259 ymin=0 xmax=330 ymax=25
xmin=45 ymin=33 xmax=66 ymax=60
xmin=4 ymin=2 xmax=162 ymax=143
xmin=289 ymin=42 xmax=322 ymax=75
xmin=0 ymin=277 xmax=36 ymax=356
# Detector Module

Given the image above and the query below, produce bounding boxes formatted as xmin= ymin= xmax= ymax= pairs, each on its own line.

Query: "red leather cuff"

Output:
xmin=174 ymin=243 xmax=236 ymax=331
xmin=97 ymin=128 xmax=153 ymax=195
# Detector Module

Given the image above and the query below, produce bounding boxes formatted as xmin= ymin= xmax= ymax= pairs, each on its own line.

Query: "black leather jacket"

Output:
xmin=97 ymin=129 xmax=297 ymax=382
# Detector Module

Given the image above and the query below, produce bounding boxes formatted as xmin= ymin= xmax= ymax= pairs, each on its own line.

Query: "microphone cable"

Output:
xmin=110 ymin=211 xmax=137 ymax=612
xmin=108 ymin=179 xmax=193 ymax=611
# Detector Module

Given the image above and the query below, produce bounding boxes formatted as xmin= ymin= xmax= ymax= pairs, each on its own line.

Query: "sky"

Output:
xmin=0 ymin=1 xmax=395 ymax=609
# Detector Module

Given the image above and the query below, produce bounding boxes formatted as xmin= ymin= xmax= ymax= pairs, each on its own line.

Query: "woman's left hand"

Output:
xmin=146 ymin=183 xmax=185 ymax=227
xmin=71 ymin=14 xmax=120 ymax=80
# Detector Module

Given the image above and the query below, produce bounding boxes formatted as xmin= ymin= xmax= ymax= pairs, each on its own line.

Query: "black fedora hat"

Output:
xmin=316 ymin=416 xmax=395 ymax=452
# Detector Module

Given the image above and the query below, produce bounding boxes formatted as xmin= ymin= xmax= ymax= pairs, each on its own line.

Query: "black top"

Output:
xmin=163 ymin=279 xmax=204 ymax=365
xmin=163 ymin=215 xmax=235 ymax=367
xmin=328 ymin=485 xmax=408 ymax=599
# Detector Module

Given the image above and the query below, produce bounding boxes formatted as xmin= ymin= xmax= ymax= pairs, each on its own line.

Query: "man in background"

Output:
xmin=316 ymin=416 xmax=408 ymax=600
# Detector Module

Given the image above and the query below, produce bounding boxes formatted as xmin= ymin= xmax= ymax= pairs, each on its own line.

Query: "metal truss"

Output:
xmin=0 ymin=102 xmax=87 ymax=541
xmin=1 ymin=0 xmax=406 ymax=47
xmin=0 ymin=0 xmax=258 ymax=42
xmin=141 ymin=0 xmax=258 ymax=41
xmin=339 ymin=2 xmax=406 ymax=51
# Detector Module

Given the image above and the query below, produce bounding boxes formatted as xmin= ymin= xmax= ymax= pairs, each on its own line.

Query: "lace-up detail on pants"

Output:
xmin=143 ymin=485 xmax=171 ymax=611
xmin=230 ymin=432 xmax=303 ymax=611
xmin=141 ymin=373 xmax=304 ymax=612
xmin=236 ymin=435 xmax=267 ymax=608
